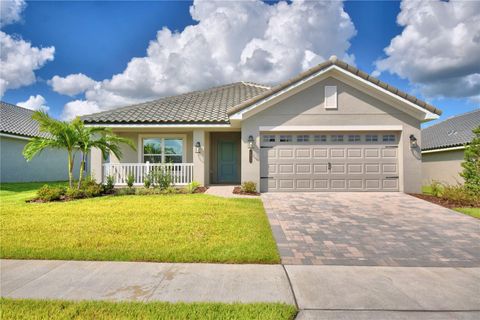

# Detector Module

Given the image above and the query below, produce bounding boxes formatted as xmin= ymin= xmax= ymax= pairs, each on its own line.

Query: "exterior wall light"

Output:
xmin=195 ymin=141 xmax=201 ymax=153
xmin=409 ymin=134 xmax=417 ymax=148
xmin=248 ymin=135 xmax=254 ymax=150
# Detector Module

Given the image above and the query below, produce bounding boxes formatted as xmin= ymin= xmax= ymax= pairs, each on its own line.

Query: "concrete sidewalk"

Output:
xmin=1 ymin=260 xmax=479 ymax=318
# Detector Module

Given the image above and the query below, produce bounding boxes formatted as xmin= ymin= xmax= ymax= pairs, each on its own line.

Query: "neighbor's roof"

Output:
xmin=82 ymin=82 xmax=270 ymax=124
xmin=422 ymin=109 xmax=480 ymax=151
xmin=0 ymin=101 xmax=50 ymax=138
xmin=82 ymin=57 xmax=441 ymax=125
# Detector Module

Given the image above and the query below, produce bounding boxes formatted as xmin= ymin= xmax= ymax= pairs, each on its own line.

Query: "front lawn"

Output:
xmin=0 ymin=182 xmax=279 ymax=263
xmin=454 ymin=207 xmax=480 ymax=219
xmin=0 ymin=299 xmax=297 ymax=320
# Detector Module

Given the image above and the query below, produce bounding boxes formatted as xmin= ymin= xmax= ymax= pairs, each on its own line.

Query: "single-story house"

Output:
xmin=0 ymin=101 xmax=82 ymax=183
xmin=421 ymin=109 xmax=480 ymax=185
xmin=83 ymin=56 xmax=442 ymax=193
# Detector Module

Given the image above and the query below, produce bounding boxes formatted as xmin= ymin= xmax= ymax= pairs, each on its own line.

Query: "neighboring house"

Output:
xmin=0 ymin=102 xmax=82 ymax=183
xmin=83 ymin=56 xmax=442 ymax=193
xmin=421 ymin=109 xmax=480 ymax=185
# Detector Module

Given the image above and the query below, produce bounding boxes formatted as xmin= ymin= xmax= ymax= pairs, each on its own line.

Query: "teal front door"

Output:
xmin=217 ymin=140 xmax=239 ymax=183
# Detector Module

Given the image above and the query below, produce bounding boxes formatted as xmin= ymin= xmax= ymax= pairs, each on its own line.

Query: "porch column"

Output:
xmin=193 ymin=129 xmax=206 ymax=185
xmin=90 ymin=147 xmax=103 ymax=183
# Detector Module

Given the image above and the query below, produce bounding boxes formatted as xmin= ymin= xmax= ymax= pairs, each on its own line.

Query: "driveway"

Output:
xmin=262 ymin=193 xmax=480 ymax=267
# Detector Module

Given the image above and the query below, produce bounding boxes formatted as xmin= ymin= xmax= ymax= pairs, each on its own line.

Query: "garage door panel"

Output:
xmin=260 ymin=133 xmax=399 ymax=192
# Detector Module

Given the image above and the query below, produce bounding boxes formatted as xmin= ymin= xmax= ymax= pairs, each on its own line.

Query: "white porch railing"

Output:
xmin=103 ymin=163 xmax=194 ymax=186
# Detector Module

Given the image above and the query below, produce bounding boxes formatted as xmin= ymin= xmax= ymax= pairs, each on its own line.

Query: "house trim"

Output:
xmin=421 ymin=146 xmax=466 ymax=154
xmin=86 ymin=123 xmax=231 ymax=128
xmin=259 ymin=125 xmax=403 ymax=132
xmin=0 ymin=132 xmax=32 ymax=141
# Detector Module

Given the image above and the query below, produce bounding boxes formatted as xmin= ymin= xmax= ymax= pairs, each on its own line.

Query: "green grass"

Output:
xmin=0 ymin=298 xmax=297 ymax=320
xmin=421 ymin=185 xmax=432 ymax=195
xmin=454 ymin=207 xmax=480 ymax=219
xmin=0 ymin=182 xmax=279 ymax=263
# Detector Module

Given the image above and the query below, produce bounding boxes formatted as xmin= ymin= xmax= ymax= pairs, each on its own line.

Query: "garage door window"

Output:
xmin=279 ymin=135 xmax=292 ymax=142
xmin=314 ymin=135 xmax=327 ymax=142
xmin=383 ymin=134 xmax=396 ymax=142
xmin=296 ymin=135 xmax=310 ymax=142
xmin=263 ymin=135 xmax=276 ymax=142
xmin=331 ymin=135 xmax=344 ymax=142
xmin=348 ymin=135 xmax=361 ymax=142
xmin=366 ymin=134 xmax=378 ymax=142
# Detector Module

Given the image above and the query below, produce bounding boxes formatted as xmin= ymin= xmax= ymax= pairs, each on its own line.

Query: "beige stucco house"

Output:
xmin=84 ymin=56 xmax=442 ymax=193
xmin=421 ymin=109 xmax=480 ymax=185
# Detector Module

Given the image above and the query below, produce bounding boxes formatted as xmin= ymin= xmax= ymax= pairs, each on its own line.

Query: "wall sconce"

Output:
xmin=248 ymin=135 xmax=254 ymax=150
xmin=195 ymin=141 xmax=201 ymax=153
xmin=248 ymin=135 xmax=254 ymax=163
xmin=409 ymin=134 xmax=417 ymax=148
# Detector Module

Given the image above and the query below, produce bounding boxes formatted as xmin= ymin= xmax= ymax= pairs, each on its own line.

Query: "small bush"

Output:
xmin=104 ymin=175 xmax=115 ymax=193
xmin=66 ymin=187 xmax=85 ymax=199
xmin=184 ymin=181 xmax=201 ymax=194
xmin=126 ymin=174 xmax=135 ymax=188
xmin=441 ymin=185 xmax=480 ymax=206
xmin=37 ymin=185 xmax=66 ymax=201
xmin=163 ymin=186 xmax=179 ymax=194
xmin=430 ymin=181 xmax=443 ymax=197
xmin=152 ymin=168 xmax=173 ymax=190
xmin=241 ymin=181 xmax=257 ymax=193
xmin=144 ymin=176 xmax=151 ymax=189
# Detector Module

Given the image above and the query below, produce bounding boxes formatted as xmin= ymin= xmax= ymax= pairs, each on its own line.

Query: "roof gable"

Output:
xmin=228 ymin=56 xmax=441 ymax=122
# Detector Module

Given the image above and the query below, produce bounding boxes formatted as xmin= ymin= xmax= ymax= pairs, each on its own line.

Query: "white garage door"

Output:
xmin=260 ymin=132 xmax=399 ymax=192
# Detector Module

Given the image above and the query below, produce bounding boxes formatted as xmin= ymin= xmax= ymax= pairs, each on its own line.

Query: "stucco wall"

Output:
xmin=422 ymin=149 xmax=464 ymax=185
xmin=0 ymin=136 xmax=82 ymax=183
xmin=241 ymin=76 xmax=423 ymax=193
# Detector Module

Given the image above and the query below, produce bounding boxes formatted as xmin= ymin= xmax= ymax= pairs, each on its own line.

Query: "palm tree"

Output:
xmin=73 ymin=119 xmax=135 ymax=187
xmin=23 ymin=111 xmax=79 ymax=187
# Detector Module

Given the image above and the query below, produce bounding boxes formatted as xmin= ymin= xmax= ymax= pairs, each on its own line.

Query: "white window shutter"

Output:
xmin=325 ymin=86 xmax=337 ymax=109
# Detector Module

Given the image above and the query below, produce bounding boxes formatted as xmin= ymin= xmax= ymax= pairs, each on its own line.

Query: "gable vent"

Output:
xmin=325 ymin=86 xmax=337 ymax=109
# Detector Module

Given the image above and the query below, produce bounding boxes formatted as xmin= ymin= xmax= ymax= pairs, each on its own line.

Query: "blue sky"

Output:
xmin=1 ymin=0 xmax=478 ymax=126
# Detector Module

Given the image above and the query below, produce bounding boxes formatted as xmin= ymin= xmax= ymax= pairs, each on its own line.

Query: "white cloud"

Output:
xmin=375 ymin=0 xmax=480 ymax=100
xmin=48 ymin=73 xmax=97 ymax=96
xmin=61 ymin=100 xmax=101 ymax=120
xmin=0 ymin=0 xmax=26 ymax=27
xmin=17 ymin=94 xmax=49 ymax=112
xmin=0 ymin=31 xmax=55 ymax=97
xmin=63 ymin=0 xmax=356 ymax=118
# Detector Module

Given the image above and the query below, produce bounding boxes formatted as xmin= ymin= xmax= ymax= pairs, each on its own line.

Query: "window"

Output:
xmin=263 ymin=135 xmax=276 ymax=142
xmin=314 ymin=135 xmax=327 ymax=142
xmin=279 ymin=135 xmax=292 ymax=142
xmin=382 ymin=134 xmax=396 ymax=142
xmin=366 ymin=134 xmax=378 ymax=142
xmin=143 ymin=137 xmax=183 ymax=163
xmin=348 ymin=135 xmax=361 ymax=142
xmin=325 ymin=86 xmax=337 ymax=109
xmin=331 ymin=135 xmax=344 ymax=142
xmin=296 ymin=135 xmax=310 ymax=142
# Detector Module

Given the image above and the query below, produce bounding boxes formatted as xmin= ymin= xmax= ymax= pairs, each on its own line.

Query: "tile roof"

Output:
xmin=82 ymin=82 xmax=270 ymax=124
xmin=421 ymin=109 xmax=480 ymax=151
xmin=228 ymin=56 xmax=442 ymax=116
xmin=82 ymin=57 xmax=441 ymax=125
xmin=0 ymin=101 xmax=50 ymax=138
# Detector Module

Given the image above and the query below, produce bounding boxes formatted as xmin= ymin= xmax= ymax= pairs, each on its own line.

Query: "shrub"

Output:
xmin=104 ymin=175 xmax=115 ymax=193
xmin=144 ymin=176 xmax=151 ymax=189
xmin=151 ymin=168 xmax=173 ymax=190
xmin=461 ymin=126 xmax=480 ymax=194
xmin=430 ymin=181 xmax=443 ymax=197
xmin=66 ymin=187 xmax=85 ymax=199
xmin=241 ymin=181 xmax=257 ymax=193
xmin=441 ymin=185 xmax=480 ymax=206
xmin=126 ymin=174 xmax=135 ymax=188
xmin=184 ymin=181 xmax=201 ymax=194
xmin=163 ymin=186 xmax=179 ymax=194
xmin=37 ymin=185 xmax=66 ymax=201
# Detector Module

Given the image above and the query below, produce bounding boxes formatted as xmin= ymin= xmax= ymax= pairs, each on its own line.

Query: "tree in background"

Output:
xmin=23 ymin=111 xmax=79 ymax=188
xmin=461 ymin=126 xmax=480 ymax=193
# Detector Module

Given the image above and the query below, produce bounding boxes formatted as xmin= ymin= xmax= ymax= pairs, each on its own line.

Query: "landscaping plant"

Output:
xmin=36 ymin=185 xmax=66 ymax=202
xmin=241 ymin=181 xmax=257 ymax=193
xmin=429 ymin=181 xmax=443 ymax=197
xmin=184 ymin=181 xmax=201 ymax=194
xmin=152 ymin=168 xmax=173 ymax=190
xmin=104 ymin=175 xmax=115 ymax=193
xmin=460 ymin=126 xmax=480 ymax=194
xmin=126 ymin=174 xmax=135 ymax=188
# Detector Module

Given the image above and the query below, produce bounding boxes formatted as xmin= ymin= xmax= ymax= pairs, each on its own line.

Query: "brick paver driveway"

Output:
xmin=262 ymin=193 xmax=480 ymax=267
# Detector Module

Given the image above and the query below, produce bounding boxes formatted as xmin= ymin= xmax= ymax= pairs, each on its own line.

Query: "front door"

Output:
xmin=217 ymin=140 xmax=239 ymax=183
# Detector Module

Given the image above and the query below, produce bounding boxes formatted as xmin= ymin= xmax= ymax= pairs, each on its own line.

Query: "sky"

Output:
xmin=0 ymin=0 xmax=479 ymax=127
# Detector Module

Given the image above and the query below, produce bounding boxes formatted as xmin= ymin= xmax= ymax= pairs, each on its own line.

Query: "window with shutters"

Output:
xmin=324 ymin=86 xmax=337 ymax=109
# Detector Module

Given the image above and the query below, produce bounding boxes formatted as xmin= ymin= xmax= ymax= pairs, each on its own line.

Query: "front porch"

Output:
xmin=91 ymin=129 xmax=245 ymax=187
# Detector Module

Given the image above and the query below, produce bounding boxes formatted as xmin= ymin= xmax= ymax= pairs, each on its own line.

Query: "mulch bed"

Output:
xmin=194 ymin=186 xmax=208 ymax=194
xmin=409 ymin=193 xmax=477 ymax=209
xmin=233 ymin=186 xmax=260 ymax=196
